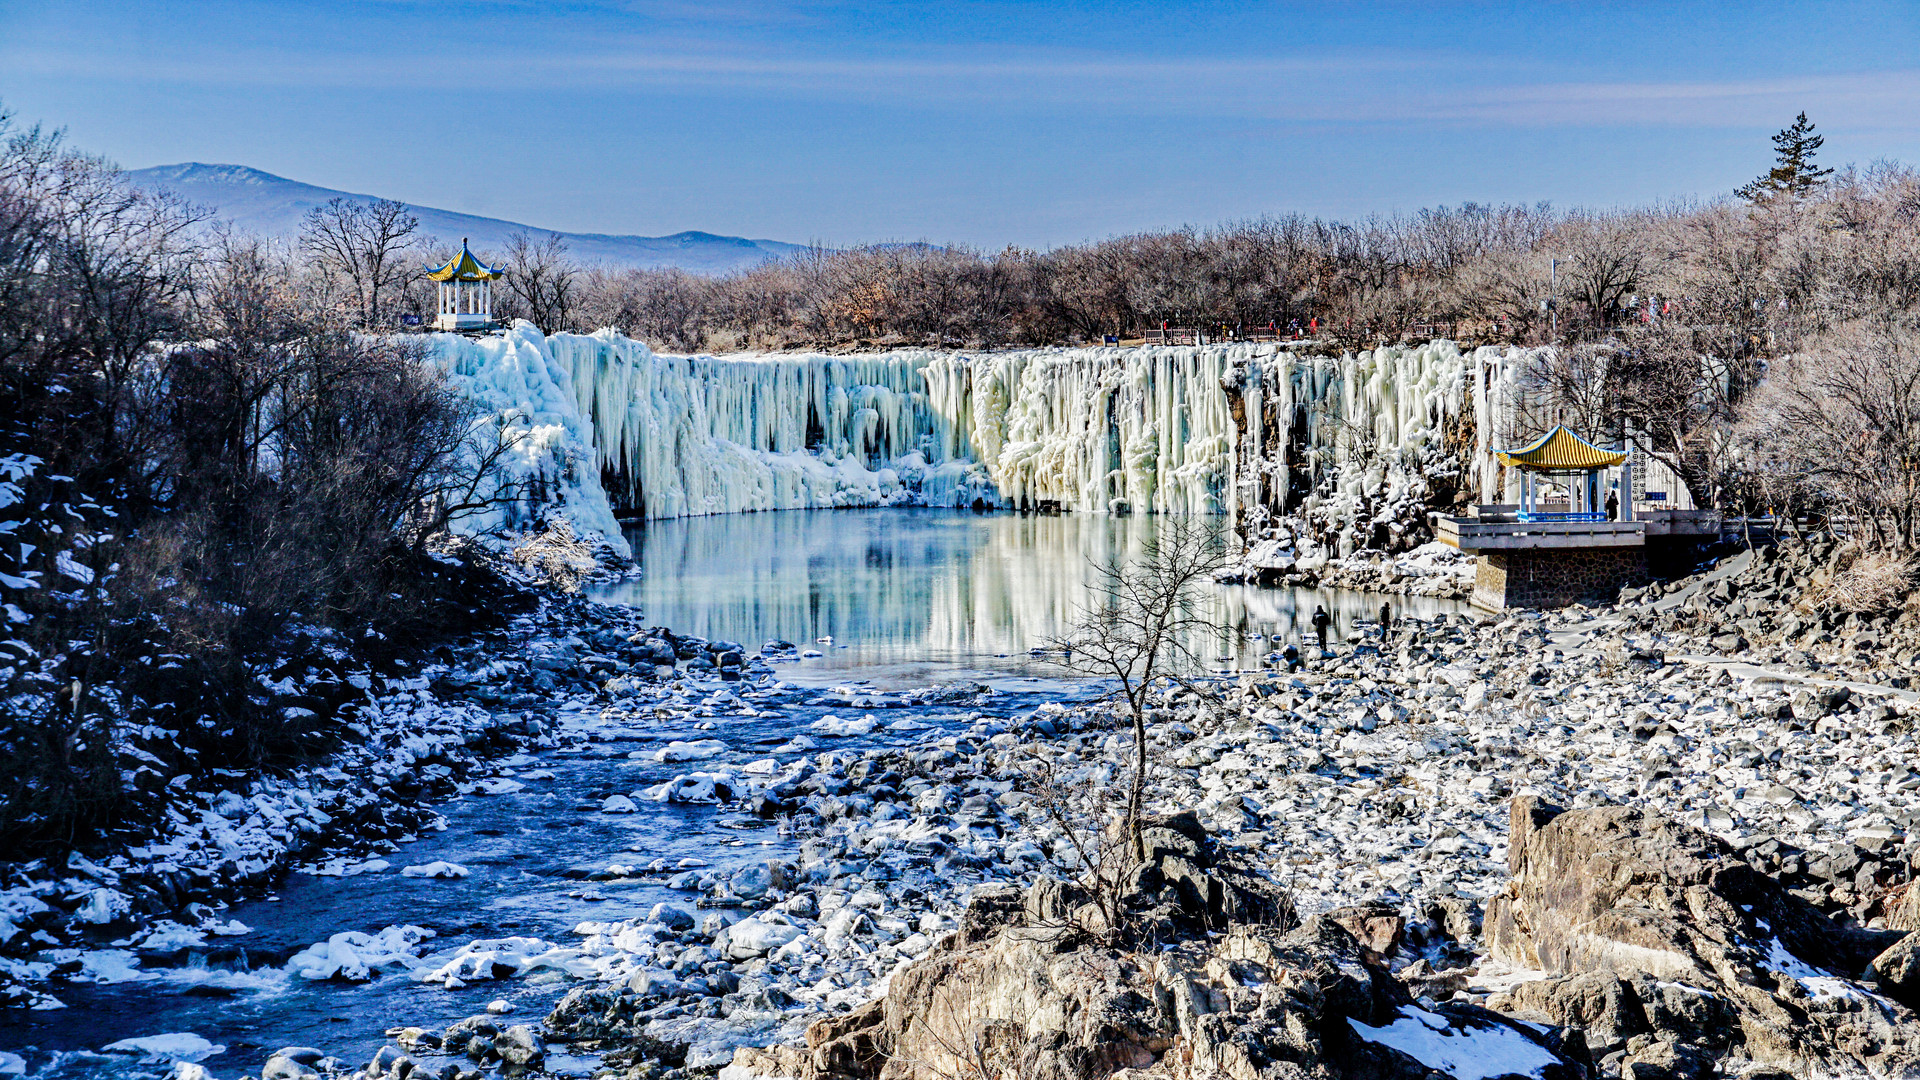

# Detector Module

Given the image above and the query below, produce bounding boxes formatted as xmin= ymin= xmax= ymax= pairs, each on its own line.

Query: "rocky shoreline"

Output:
xmin=25 ymin=536 xmax=1920 ymax=1080
xmin=0 ymin=580 xmax=788 ymax=1013
xmin=1221 ymin=541 xmax=1476 ymax=601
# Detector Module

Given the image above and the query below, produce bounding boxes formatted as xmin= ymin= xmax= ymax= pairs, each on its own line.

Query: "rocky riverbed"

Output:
xmin=1223 ymin=541 xmax=1476 ymax=601
xmin=19 ymin=536 xmax=1920 ymax=1080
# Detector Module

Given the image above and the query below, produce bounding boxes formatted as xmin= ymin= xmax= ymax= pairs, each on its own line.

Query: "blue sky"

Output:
xmin=3 ymin=1 xmax=1918 ymax=248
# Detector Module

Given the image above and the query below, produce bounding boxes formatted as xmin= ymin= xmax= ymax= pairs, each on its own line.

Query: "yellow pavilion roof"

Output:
xmin=1496 ymin=425 xmax=1628 ymax=471
xmin=426 ymin=240 xmax=503 ymax=282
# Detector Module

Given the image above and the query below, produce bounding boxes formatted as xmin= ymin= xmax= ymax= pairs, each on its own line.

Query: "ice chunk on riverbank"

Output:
xmin=414 ymin=936 xmax=597 ymax=983
xmin=307 ymin=857 xmax=390 ymax=877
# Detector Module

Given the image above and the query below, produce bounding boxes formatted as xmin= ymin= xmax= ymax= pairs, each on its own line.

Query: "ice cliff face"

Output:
xmin=426 ymin=322 xmax=630 ymax=557
xmin=428 ymin=323 xmax=1548 ymax=556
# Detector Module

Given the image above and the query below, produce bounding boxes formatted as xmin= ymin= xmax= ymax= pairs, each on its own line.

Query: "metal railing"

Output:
xmin=1518 ymin=511 xmax=1608 ymax=523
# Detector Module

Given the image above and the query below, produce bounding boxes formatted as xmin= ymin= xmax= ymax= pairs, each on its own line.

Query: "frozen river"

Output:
xmin=594 ymin=509 xmax=1462 ymax=686
xmin=8 ymin=510 xmax=1461 ymax=1079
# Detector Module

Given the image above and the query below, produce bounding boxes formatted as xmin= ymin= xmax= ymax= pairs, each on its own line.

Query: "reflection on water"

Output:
xmin=590 ymin=509 xmax=1465 ymax=687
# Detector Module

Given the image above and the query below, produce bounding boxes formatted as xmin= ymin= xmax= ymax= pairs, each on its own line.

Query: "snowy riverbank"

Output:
xmin=18 ymin=534 xmax=1920 ymax=1080
xmin=21 ymin=541 xmax=1914 ymax=1079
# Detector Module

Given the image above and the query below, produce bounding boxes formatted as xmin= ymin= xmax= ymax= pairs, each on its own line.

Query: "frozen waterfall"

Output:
xmin=427 ymin=321 xmax=1551 ymax=554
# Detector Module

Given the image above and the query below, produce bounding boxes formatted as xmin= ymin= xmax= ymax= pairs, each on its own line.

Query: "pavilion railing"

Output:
xmin=1517 ymin=511 xmax=1609 ymax=523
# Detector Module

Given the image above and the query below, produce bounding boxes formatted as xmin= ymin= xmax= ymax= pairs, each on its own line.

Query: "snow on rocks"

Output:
xmin=641 ymin=772 xmax=738 ymax=803
xmin=286 ymin=925 xmax=435 ymax=981
xmin=100 ymin=1033 xmax=225 ymax=1064
xmin=74 ymin=888 xmax=133 ymax=925
xmin=0 ymin=893 xmax=49 ymax=946
xmin=810 ymin=714 xmax=878 ymax=738
xmin=45 ymin=541 xmax=1920 ymax=1080
xmin=652 ymin=738 xmax=728 ymax=762
xmin=718 ymin=916 xmax=804 ymax=960
xmin=399 ymin=861 xmax=470 ymax=879
xmin=1348 ymin=1006 xmax=1561 ymax=1080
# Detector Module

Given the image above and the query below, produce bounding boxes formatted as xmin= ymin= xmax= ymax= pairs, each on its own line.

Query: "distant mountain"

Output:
xmin=125 ymin=163 xmax=808 ymax=275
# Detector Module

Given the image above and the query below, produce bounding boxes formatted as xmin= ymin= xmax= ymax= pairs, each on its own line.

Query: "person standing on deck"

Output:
xmin=1606 ymin=490 xmax=1620 ymax=520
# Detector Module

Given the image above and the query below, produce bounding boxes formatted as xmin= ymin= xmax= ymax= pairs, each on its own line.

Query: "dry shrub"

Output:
xmin=511 ymin=521 xmax=598 ymax=591
xmin=1801 ymin=544 xmax=1917 ymax=614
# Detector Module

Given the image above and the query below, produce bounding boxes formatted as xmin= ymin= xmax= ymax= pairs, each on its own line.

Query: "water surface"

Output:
xmin=591 ymin=509 xmax=1465 ymax=686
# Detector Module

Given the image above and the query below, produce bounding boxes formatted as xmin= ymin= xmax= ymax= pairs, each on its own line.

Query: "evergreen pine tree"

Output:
xmin=1737 ymin=112 xmax=1835 ymax=202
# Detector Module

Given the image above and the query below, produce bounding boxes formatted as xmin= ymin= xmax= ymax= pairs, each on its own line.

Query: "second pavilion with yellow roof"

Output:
xmin=1495 ymin=424 xmax=1631 ymax=523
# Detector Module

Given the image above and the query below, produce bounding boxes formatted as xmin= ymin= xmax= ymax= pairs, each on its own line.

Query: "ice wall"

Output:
xmin=544 ymin=332 xmax=995 ymax=518
xmin=921 ymin=347 xmax=1240 ymax=515
xmin=1235 ymin=342 xmax=1473 ymax=539
xmin=426 ymin=322 xmax=630 ymax=557
xmin=428 ymin=323 xmax=1550 ymax=554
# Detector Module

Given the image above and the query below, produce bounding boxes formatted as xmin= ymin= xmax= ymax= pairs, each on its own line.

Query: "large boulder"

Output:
xmin=730 ymin=819 xmax=1584 ymax=1080
xmin=1487 ymin=796 xmax=1920 ymax=1077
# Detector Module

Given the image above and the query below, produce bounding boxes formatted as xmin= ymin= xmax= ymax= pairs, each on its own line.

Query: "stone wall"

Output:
xmin=1472 ymin=546 xmax=1650 ymax=610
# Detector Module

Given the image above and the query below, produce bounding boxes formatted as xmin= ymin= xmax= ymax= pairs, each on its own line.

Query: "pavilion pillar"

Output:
xmin=1619 ymin=441 xmax=1635 ymax=521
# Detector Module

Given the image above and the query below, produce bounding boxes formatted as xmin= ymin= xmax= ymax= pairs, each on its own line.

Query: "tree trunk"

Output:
xmin=1128 ymin=703 xmax=1147 ymax=863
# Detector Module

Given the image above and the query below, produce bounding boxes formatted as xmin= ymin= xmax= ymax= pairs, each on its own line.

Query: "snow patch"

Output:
xmin=1348 ymin=1008 xmax=1558 ymax=1080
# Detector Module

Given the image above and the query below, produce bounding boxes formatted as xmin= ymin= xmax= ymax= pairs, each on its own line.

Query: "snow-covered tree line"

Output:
xmin=0 ymin=110 xmax=525 ymax=853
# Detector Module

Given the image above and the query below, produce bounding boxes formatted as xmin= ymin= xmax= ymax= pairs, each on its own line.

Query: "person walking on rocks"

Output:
xmin=1379 ymin=602 xmax=1391 ymax=641
xmin=1312 ymin=605 xmax=1332 ymax=651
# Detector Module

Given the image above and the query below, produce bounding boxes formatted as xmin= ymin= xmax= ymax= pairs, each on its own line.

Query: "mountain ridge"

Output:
xmin=126 ymin=163 xmax=807 ymax=275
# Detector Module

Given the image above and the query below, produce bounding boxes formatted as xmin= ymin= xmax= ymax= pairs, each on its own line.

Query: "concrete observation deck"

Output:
xmin=1433 ymin=506 xmax=1722 ymax=610
xmin=1434 ymin=506 xmax=1722 ymax=551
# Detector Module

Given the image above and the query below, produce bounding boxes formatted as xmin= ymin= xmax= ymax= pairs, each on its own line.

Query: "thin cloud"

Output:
xmin=5 ymin=30 xmax=1916 ymax=131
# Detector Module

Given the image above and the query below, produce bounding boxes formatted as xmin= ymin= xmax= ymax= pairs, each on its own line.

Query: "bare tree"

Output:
xmin=298 ymin=196 xmax=420 ymax=327
xmin=501 ymin=230 xmax=577 ymax=332
xmin=1743 ymin=319 xmax=1920 ymax=549
xmin=1046 ymin=518 xmax=1232 ymax=860
xmin=1553 ymin=211 xmax=1656 ymax=336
